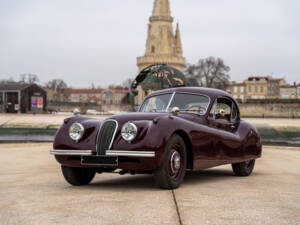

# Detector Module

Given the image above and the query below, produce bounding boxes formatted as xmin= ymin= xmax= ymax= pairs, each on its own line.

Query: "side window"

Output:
xmin=210 ymin=97 xmax=238 ymax=122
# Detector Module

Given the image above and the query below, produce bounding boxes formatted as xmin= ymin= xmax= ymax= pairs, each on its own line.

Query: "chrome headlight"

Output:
xmin=69 ymin=122 xmax=84 ymax=141
xmin=121 ymin=122 xmax=137 ymax=142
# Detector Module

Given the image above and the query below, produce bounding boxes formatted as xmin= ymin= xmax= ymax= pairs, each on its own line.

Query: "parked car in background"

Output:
xmin=50 ymin=87 xmax=262 ymax=189
xmin=86 ymin=109 xmax=101 ymax=115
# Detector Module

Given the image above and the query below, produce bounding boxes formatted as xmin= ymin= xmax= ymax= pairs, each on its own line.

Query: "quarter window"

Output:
xmin=209 ymin=97 xmax=238 ymax=122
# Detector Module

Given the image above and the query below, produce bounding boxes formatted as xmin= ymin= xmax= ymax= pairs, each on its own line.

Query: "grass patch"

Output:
xmin=257 ymin=127 xmax=300 ymax=140
xmin=0 ymin=127 xmax=58 ymax=136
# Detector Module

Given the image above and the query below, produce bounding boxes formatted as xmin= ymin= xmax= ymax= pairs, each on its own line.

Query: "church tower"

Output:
xmin=137 ymin=0 xmax=186 ymax=72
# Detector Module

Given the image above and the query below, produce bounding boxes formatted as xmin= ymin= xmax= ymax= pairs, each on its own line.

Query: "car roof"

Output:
xmin=147 ymin=87 xmax=232 ymax=99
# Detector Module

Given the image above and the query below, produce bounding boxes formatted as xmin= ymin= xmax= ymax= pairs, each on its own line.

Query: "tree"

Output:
xmin=19 ymin=74 xmax=39 ymax=84
xmin=46 ymin=79 xmax=68 ymax=91
xmin=90 ymin=83 xmax=95 ymax=89
xmin=122 ymin=78 xmax=133 ymax=89
xmin=185 ymin=57 xmax=230 ymax=90
xmin=0 ymin=76 xmax=15 ymax=84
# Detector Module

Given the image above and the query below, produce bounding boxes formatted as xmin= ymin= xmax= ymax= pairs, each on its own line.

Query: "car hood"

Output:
xmin=108 ymin=112 xmax=168 ymax=124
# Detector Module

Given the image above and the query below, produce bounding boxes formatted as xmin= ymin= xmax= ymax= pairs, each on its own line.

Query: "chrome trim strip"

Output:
xmin=106 ymin=150 xmax=155 ymax=158
xmin=165 ymin=91 xmax=176 ymax=112
xmin=95 ymin=120 xmax=102 ymax=153
xmin=50 ymin=149 xmax=94 ymax=156
xmin=107 ymin=119 xmax=118 ymax=150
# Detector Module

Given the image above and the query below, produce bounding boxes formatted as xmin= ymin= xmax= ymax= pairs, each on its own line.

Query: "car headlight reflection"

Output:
xmin=121 ymin=122 xmax=137 ymax=142
xmin=69 ymin=122 xmax=84 ymax=141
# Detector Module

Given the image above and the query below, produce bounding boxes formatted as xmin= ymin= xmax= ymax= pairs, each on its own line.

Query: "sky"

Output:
xmin=0 ymin=0 xmax=299 ymax=88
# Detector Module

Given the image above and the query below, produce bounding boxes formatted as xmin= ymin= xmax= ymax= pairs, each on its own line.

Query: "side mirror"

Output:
xmin=171 ymin=107 xmax=180 ymax=115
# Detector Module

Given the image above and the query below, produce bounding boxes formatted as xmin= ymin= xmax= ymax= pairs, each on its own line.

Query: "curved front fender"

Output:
xmin=53 ymin=116 xmax=101 ymax=151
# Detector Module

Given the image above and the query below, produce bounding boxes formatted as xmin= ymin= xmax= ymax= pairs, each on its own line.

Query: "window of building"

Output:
xmin=248 ymin=86 xmax=251 ymax=92
xmin=255 ymin=86 xmax=258 ymax=93
xmin=240 ymin=87 xmax=244 ymax=92
xmin=260 ymin=86 xmax=263 ymax=93
xmin=151 ymin=46 xmax=155 ymax=53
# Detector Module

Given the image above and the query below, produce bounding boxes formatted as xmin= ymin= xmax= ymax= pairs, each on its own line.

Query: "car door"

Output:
xmin=208 ymin=97 xmax=243 ymax=161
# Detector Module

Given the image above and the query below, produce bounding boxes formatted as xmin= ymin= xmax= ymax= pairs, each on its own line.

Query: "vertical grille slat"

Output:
xmin=96 ymin=120 xmax=118 ymax=155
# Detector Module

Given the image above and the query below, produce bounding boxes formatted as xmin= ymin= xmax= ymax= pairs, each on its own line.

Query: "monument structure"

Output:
xmin=137 ymin=0 xmax=186 ymax=72
xmin=135 ymin=0 xmax=186 ymax=104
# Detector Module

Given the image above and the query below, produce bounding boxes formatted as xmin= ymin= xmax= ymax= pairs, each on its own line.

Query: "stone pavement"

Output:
xmin=0 ymin=144 xmax=300 ymax=225
xmin=0 ymin=114 xmax=108 ymax=128
xmin=1 ymin=114 xmax=300 ymax=128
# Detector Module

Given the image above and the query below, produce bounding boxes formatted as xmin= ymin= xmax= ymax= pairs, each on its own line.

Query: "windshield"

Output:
xmin=168 ymin=93 xmax=210 ymax=115
xmin=139 ymin=94 xmax=173 ymax=112
xmin=139 ymin=92 xmax=210 ymax=115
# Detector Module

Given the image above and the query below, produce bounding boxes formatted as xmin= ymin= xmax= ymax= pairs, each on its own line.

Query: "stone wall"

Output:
xmin=47 ymin=100 xmax=300 ymax=118
xmin=47 ymin=101 xmax=131 ymax=113
xmin=238 ymin=99 xmax=300 ymax=118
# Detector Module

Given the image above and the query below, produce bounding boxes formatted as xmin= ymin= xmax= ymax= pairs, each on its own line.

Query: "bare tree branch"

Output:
xmin=185 ymin=57 xmax=231 ymax=90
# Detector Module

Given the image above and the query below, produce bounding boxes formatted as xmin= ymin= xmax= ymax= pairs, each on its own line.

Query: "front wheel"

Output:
xmin=232 ymin=160 xmax=255 ymax=176
xmin=61 ymin=165 xmax=96 ymax=186
xmin=154 ymin=134 xmax=187 ymax=189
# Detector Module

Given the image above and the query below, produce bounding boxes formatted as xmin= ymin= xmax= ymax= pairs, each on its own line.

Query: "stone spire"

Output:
xmin=151 ymin=0 xmax=173 ymax=22
xmin=175 ymin=23 xmax=183 ymax=57
xmin=137 ymin=0 xmax=185 ymax=72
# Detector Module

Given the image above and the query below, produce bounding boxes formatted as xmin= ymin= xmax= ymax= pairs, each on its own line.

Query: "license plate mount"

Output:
xmin=81 ymin=155 xmax=118 ymax=166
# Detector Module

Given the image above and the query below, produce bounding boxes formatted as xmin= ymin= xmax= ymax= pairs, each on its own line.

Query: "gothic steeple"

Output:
xmin=175 ymin=23 xmax=183 ymax=57
xmin=137 ymin=0 xmax=186 ymax=73
xmin=151 ymin=0 xmax=173 ymax=22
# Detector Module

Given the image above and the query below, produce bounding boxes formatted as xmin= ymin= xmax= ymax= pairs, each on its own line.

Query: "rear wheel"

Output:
xmin=61 ymin=165 xmax=96 ymax=186
xmin=154 ymin=134 xmax=187 ymax=189
xmin=232 ymin=160 xmax=255 ymax=176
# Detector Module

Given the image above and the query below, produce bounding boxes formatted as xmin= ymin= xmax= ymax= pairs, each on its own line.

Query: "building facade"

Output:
xmin=0 ymin=82 xmax=47 ymax=113
xmin=280 ymin=85 xmax=297 ymax=99
xmin=267 ymin=78 xmax=286 ymax=98
xmin=244 ymin=76 xmax=269 ymax=99
xmin=230 ymin=82 xmax=246 ymax=101
xmin=55 ymin=87 xmax=129 ymax=106
xmin=228 ymin=76 xmax=300 ymax=100
xmin=136 ymin=0 xmax=186 ymax=72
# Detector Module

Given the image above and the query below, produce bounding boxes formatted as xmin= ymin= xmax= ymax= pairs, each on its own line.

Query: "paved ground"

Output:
xmin=0 ymin=144 xmax=300 ymax=225
xmin=1 ymin=114 xmax=300 ymax=128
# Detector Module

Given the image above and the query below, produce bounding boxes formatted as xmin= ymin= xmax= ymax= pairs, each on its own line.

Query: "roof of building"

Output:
xmin=248 ymin=76 xmax=269 ymax=79
xmin=62 ymin=88 xmax=129 ymax=94
xmin=280 ymin=85 xmax=297 ymax=88
xmin=269 ymin=78 xmax=285 ymax=81
xmin=0 ymin=82 xmax=35 ymax=91
xmin=231 ymin=82 xmax=245 ymax=86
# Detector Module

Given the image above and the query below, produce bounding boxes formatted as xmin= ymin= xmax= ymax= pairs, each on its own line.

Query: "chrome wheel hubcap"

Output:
xmin=170 ymin=151 xmax=181 ymax=174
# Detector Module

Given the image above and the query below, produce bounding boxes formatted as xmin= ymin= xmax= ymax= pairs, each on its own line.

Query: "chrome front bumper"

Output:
xmin=50 ymin=149 xmax=155 ymax=158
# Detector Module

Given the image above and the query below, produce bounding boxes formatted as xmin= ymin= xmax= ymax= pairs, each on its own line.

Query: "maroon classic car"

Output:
xmin=50 ymin=87 xmax=262 ymax=189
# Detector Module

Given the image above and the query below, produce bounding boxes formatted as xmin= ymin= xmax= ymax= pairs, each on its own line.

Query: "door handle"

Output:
xmin=230 ymin=125 xmax=235 ymax=129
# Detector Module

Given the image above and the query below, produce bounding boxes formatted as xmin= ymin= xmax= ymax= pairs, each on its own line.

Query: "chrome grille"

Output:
xmin=96 ymin=120 xmax=118 ymax=155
